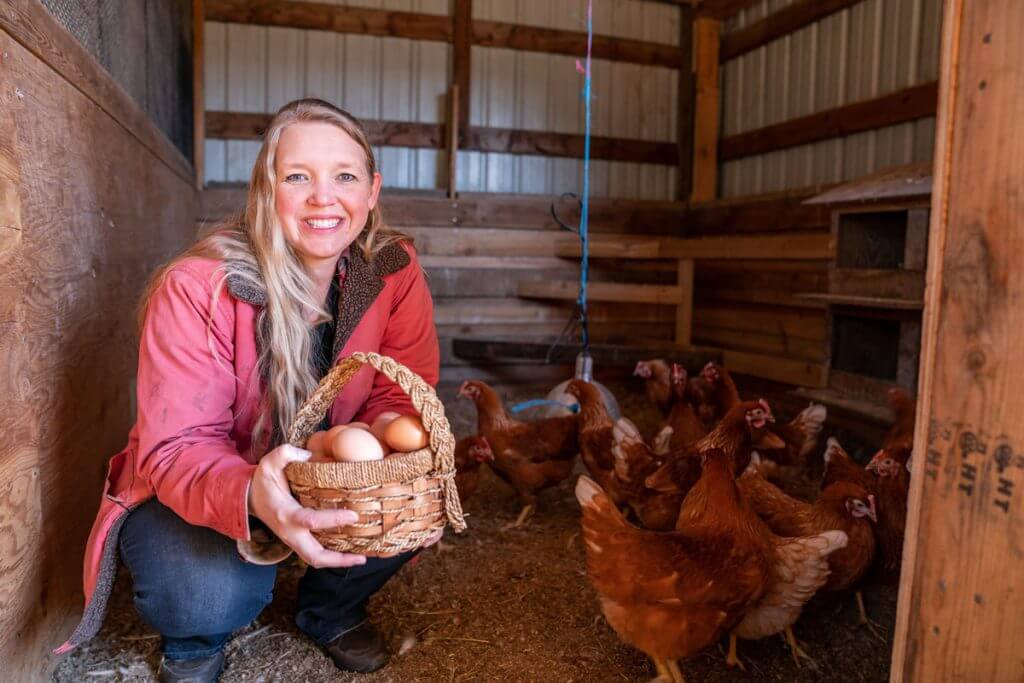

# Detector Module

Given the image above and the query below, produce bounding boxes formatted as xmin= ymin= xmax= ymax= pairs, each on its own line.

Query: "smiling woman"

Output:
xmin=57 ymin=99 xmax=441 ymax=682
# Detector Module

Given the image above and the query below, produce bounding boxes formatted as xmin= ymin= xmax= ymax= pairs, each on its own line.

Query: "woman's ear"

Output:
xmin=368 ymin=171 xmax=383 ymax=209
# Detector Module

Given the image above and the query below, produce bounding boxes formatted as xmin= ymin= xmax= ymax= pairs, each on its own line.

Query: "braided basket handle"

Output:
xmin=286 ymin=351 xmax=466 ymax=533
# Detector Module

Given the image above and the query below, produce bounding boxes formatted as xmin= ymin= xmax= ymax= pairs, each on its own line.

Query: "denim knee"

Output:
xmin=120 ymin=499 xmax=276 ymax=638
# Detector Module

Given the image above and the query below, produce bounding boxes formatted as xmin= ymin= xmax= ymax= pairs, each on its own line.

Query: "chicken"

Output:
xmin=566 ymin=378 xmax=630 ymax=507
xmin=610 ymin=418 xmax=682 ymax=531
xmin=739 ymin=461 xmax=878 ymax=637
xmin=758 ymin=402 xmax=828 ymax=467
xmin=634 ymin=359 xmax=674 ymax=417
xmin=822 ymin=437 xmax=875 ymax=492
xmin=458 ymin=380 xmax=579 ymax=527
xmin=660 ymin=364 xmax=706 ymax=453
xmin=644 ymin=400 xmax=786 ymax=504
xmin=884 ymin=387 xmax=917 ymax=453
xmin=866 ymin=447 xmax=911 ymax=574
xmin=453 ymin=435 xmax=493 ymax=504
xmin=688 ymin=362 xmax=741 ymax=430
xmin=575 ymin=448 xmax=774 ymax=682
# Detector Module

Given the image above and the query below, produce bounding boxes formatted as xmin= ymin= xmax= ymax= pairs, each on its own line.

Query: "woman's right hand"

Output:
xmin=248 ymin=444 xmax=367 ymax=569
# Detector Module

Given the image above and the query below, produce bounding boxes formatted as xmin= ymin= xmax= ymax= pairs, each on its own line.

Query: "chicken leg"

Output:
xmin=653 ymin=657 xmax=671 ymax=682
xmin=856 ymin=591 xmax=885 ymax=641
xmin=784 ymin=626 xmax=817 ymax=670
xmin=725 ymin=633 xmax=746 ymax=671
xmin=667 ymin=659 xmax=686 ymax=683
xmin=503 ymin=503 xmax=535 ymax=530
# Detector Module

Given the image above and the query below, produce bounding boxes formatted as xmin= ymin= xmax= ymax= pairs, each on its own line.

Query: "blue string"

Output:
xmin=578 ymin=0 xmax=593 ymax=352
xmin=509 ymin=399 xmax=580 ymax=415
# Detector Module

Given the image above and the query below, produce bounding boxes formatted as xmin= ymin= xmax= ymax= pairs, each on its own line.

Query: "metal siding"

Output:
xmin=720 ymin=0 xmax=941 ymax=197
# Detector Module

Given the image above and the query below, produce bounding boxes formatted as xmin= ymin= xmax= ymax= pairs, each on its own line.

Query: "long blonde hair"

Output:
xmin=140 ymin=98 xmax=405 ymax=452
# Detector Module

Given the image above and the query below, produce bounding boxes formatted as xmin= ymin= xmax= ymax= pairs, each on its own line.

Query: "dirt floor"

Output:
xmin=54 ymin=379 xmax=896 ymax=682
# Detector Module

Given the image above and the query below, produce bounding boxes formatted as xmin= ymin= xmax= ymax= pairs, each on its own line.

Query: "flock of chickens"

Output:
xmin=451 ymin=360 xmax=914 ymax=682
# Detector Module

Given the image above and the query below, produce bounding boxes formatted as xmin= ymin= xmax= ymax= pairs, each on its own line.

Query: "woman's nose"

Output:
xmin=307 ymin=181 xmax=334 ymax=206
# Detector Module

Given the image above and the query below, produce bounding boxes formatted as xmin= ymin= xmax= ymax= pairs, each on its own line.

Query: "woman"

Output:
xmin=56 ymin=99 xmax=441 ymax=682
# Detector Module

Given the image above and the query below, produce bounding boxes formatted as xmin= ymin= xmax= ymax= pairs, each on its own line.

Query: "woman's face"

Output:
xmin=274 ymin=121 xmax=382 ymax=273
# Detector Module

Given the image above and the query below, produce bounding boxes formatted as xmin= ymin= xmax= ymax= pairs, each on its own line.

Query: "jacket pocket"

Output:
xmin=102 ymin=451 xmax=130 ymax=504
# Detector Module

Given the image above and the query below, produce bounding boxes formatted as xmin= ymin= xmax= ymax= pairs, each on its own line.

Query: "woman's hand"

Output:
xmin=248 ymin=444 xmax=367 ymax=569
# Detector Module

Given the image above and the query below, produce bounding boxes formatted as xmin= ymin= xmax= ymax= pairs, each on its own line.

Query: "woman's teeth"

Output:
xmin=306 ymin=218 xmax=341 ymax=229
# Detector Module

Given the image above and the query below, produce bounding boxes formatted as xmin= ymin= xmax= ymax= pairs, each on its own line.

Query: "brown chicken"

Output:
xmin=661 ymin=363 xmax=706 ymax=453
xmin=866 ymin=447 xmax=911 ymax=574
xmin=566 ymin=378 xmax=631 ymax=508
xmin=644 ymin=400 xmax=786 ymax=503
xmin=453 ymin=435 xmax=494 ymax=504
xmin=688 ymin=361 xmax=741 ymax=430
xmin=758 ymin=402 xmax=828 ymax=467
xmin=576 ymin=448 xmax=775 ymax=683
xmin=634 ymin=358 xmax=674 ymax=417
xmin=610 ymin=417 xmax=681 ymax=530
xmin=884 ymin=387 xmax=917 ymax=453
xmin=458 ymin=380 xmax=579 ymax=527
xmin=822 ymin=437 xmax=875 ymax=492
xmin=739 ymin=463 xmax=878 ymax=649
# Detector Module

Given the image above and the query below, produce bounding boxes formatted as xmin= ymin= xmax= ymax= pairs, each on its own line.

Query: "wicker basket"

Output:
xmin=283 ymin=351 xmax=466 ymax=557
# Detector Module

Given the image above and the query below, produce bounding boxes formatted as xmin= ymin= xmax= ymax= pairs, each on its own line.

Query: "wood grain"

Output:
xmin=893 ymin=1 xmax=1024 ymax=679
xmin=691 ymin=17 xmax=721 ymax=201
xmin=0 ymin=29 xmax=198 ymax=678
xmin=719 ymin=0 xmax=863 ymax=62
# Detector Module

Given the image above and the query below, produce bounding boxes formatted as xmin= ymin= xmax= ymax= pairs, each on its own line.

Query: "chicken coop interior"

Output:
xmin=3 ymin=0 xmax=1023 ymax=680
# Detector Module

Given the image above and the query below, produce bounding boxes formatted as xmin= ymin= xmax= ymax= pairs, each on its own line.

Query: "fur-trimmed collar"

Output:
xmin=226 ymin=241 xmax=411 ymax=358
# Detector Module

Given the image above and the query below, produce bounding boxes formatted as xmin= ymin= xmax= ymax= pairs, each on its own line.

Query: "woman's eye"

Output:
xmin=338 ymin=172 xmax=357 ymax=182
xmin=284 ymin=173 xmax=307 ymax=183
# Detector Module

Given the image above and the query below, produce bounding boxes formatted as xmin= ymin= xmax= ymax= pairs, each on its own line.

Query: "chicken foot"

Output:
xmin=503 ymin=503 xmax=535 ymax=530
xmin=856 ymin=591 xmax=886 ymax=642
xmin=725 ymin=633 xmax=746 ymax=671
xmin=667 ymin=659 xmax=686 ymax=683
xmin=652 ymin=658 xmax=686 ymax=683
xmin=784 ymin=626 xmax=819 ymax=671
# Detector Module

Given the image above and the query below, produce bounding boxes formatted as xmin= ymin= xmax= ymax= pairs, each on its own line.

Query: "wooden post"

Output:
xmin=675 ymin=6 xmax=695 ymax=202
xmin=892 ymin=1 xmax=1024 ymax=680
xmin=193 ymin=0 xmax=205 ymax=190
xmin=446 ymin=85 xmax=459 ymax=199
xmin=675 ymin=258 xmax=695 ymax=347
xmin=452 ymin=0 xmax=472 ymax=136
xmin=690 ymin=17 xmax=721 ymax=202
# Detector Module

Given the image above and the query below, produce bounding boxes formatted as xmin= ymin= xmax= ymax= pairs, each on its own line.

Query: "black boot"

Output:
xmin=158 ymin=651 xmax=225 ymax=683
xmin=322 ymin=620 xmax=389 ymax=673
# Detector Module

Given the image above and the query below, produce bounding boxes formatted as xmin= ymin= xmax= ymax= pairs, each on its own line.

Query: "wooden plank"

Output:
xmin=438 ymin=363 xmax=576 ymax=386
xmin=686 ymin=186 xmax=832 ymax=235
xmin=450 ymin=336 xmax=720 ymax=368
xmin=797 ymin=293 xmax=924 ymax=310
xmin=472 ymin=20 xmax=682 ymax=69
xmin=462 ymin=127 xmax=678 ymax=165
xmin=694 ymin=305 xmax=827 ymax=341
xmin=720 ymin=82 xmax=940 ymax=162
xmin=694 ymin=325 xmax=827 ymax=362
xmin=517 ymin=280 xmax=685 ymax=305
xmin=828 ymin=268 xmax=925 ymax=301
xmin=698 ymin=0 xmax=764 ymax=20
xmin=433 ymin=298 xmax=675 ymax=326
xmin=691 ymin=17 xmax=721 ymax=201
xmin=893 ymin=2 xmax=1024 ymax=679
xmin=676 ymin=6 xmax=696 ymax=200
xmin=721 ymin=349 xmax=828 ymax=388
xmin=675 ymin=259 xmax=694 ymax=346
xmin=0 ymin=0 xmax=193 ymax=184
xmin=206 ymin=0 xmax=452 ymax=42
xmin=805 ymin=162 xmax=934 ymax=206
xmin=425 ymin=263 xmax=674 ymax=299
xmin=206 ymin=111 xmax=444 ymax=147
xmin=446 ymin=85 xmax=459 ymax=199
xmin=193 ymin=0 xmax=205 ymax=189
xmin=554 ymin=231 xmax=834 ymax=260
xmin=452 ymin=0 xmax=472 ymax=134
xmin=720 ymin=0 xmax=863 ymax=62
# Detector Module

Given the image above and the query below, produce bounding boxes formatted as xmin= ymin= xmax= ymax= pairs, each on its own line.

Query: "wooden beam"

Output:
xmin=698 ymin=0 xmax=764 ymax=20
xmin=446 ymin=85 xmax=459 ymax=199
xmin=473 ymin=20 xmax=681 ymax=69
xmin=676 ymin=6 xmax=696 ymax=200
xmin=720 ymin=81 xmax=939 ymax=161
xmin=686 ymin=186 xmax=831 ymax=234
xmin=193 ymin=0 xmax=205 ymax=190
xmin=450 ymin=336 xmax=719 ymax=368
xmin=0 ymin=0 xmax=194 ymax=184
xmin=205 ymin=0 xmax=452 ymax=41
xmin=893 ymin=0 xmax=1024 ymax=679
xmin=721 ymin=349 xmax=827 ymax=387
xmin=452 ymin=0 xmax=472 ymax=135
xmin=691 ymin=17 xmax=721 ymax=202
xmin=675 ymin=259 xmax=695 ymax=346
xmin=720 ymin=0 xmax=863 ymax=62
xmin=518 ymin=280 xmax=685 ymax=305
xmin=207 ymin=111 xmax=678 ymax=164
xmin=554 ymin=232 xmax=834 ymax=260
xmin=463 ymin=127 xmax=677 ymax=164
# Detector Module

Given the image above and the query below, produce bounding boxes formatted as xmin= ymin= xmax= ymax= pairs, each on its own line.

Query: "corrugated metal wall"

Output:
xmin=720 ymin=0 xmax=943 ymax=197
xmin=204 ymin=0 xmax=680 ymax=200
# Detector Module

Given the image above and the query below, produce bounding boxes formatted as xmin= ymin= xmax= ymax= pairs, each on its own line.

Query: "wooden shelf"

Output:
xmin=553 ymin=231 xmax=833 ymax=261
xmin=517 ymin=280 xmax=684 ymax=305
xmin=795 ymin=293 xmax=923 ymax=310
xmin=450 ymin=336 xmax=721 ymax=368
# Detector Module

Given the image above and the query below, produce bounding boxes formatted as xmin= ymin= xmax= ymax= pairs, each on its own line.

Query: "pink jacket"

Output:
xmin=57 ymin=240 xmax=439 ymax=653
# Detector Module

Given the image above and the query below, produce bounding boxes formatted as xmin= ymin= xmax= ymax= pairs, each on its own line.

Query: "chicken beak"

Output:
xmin=754 ymin=432 xmax=786 ymax=450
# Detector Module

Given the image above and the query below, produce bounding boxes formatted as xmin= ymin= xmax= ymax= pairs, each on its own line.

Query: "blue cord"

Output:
xmin=578 ymin=0 xmax=593 ymax=352
xmin=509 ymin=399 xmax=580 ymax=415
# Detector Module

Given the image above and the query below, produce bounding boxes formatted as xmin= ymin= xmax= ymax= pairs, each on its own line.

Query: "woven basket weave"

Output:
xmin=284 ymin=352 xmax=466 ymax=557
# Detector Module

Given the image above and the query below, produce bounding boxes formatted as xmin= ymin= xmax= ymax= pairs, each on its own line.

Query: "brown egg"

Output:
xmin=383 ymin=415 xmax=429 ymax=452
xmin=331 ymin=426 xmax=385 ymax=463
xmin=369 ymin=412 xmax=401 ymax=443
xmin=323 ymin=425 xmax=350 ymax=458
xmin=305 ymin=430 xmax=330 ymax=457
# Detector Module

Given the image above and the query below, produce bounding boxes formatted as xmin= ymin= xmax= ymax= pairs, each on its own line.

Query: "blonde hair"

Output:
xmin=140 ymin=98 xmax=406 ymax=452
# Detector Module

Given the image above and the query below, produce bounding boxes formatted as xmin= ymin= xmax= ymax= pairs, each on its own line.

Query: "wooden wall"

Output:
xmin=719 ymin=0 xmax=943 ymax=197
xmin=0 ymin=3 xmax=198 ymax=678
xmin=202 ymin=0 xmax=682 ymax=199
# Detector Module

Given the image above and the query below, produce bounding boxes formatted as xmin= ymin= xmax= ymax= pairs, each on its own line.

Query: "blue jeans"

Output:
xmin=119 ymin=499 xmax=415 ymax=660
